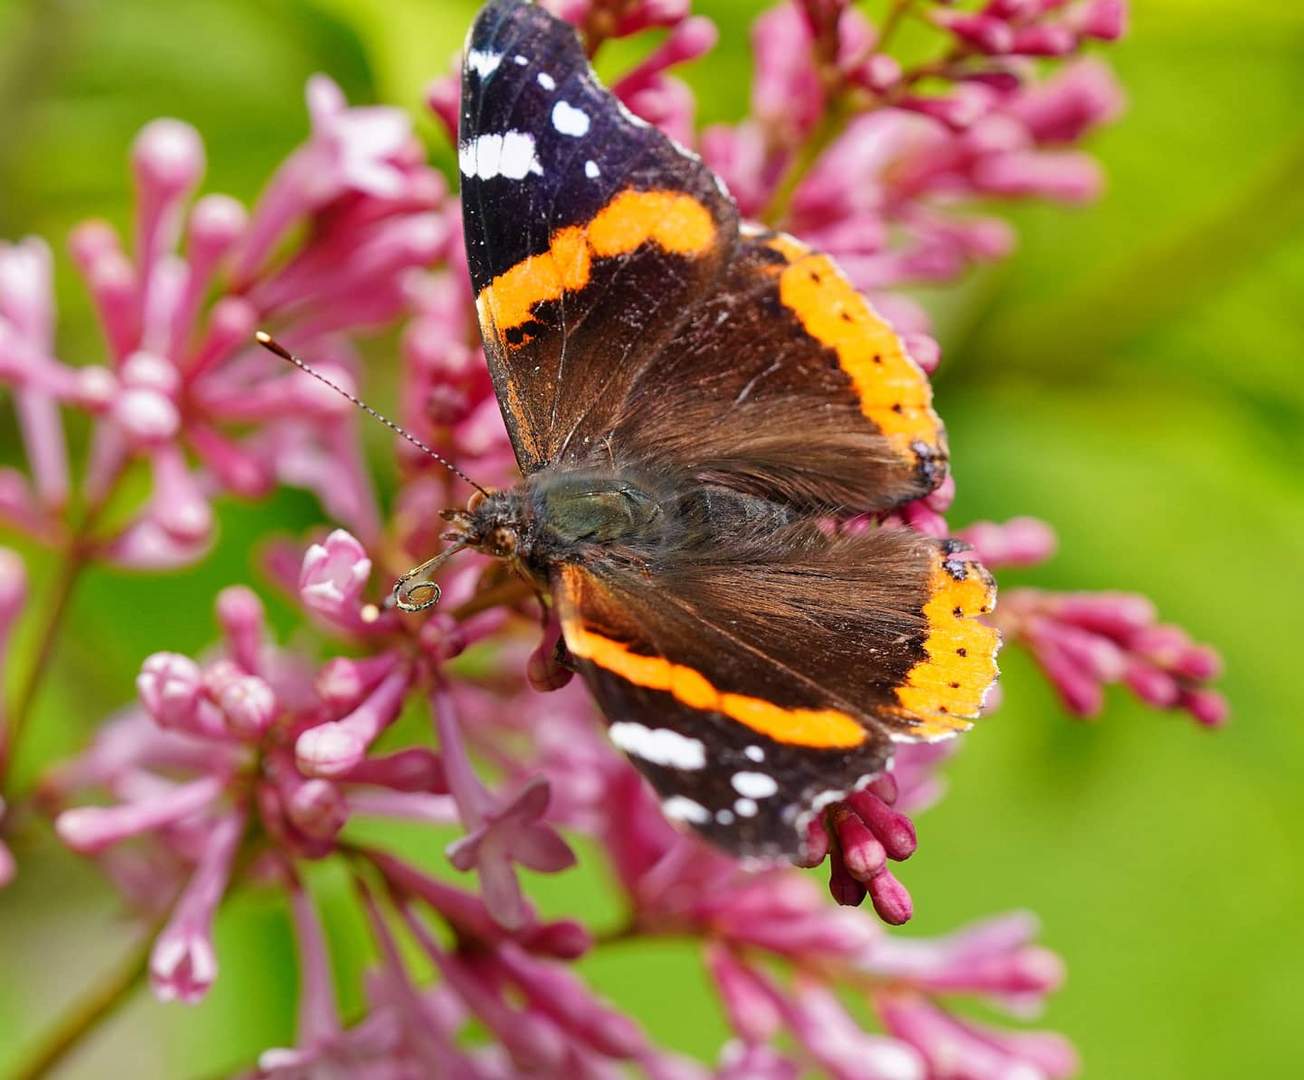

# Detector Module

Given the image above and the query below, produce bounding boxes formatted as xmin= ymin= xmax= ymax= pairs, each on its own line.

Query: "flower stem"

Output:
xmin=10 ymin=920 xmax=157 ymax=1080
xmin=0 ymin=541 xmax=87 ymax=792
xmin=761 ymin=97 xmax=852 ymax=228
xmin=759 ymin=0 xmax=921 ymax=227
xmin=1 ymin=458 xmax=124 ymax=794
xmin=758 ymin=1 xmax=970 ymax=229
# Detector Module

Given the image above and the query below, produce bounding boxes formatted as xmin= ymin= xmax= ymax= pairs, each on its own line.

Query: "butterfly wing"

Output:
xmin=461 ymin=0 xmax=738 ymax=474
xmin=552 ymin=525 xmax=998 ymax=858
xmin=463 ymin=2 xmax=946 ymax=513
xmin=607 ymin=226 xmax=948 ymax=512
xmin=465 ymin=0 xmax=993 ymax=860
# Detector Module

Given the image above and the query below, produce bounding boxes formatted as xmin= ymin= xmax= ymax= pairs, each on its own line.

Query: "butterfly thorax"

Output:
xmin=447 ymin=465 xmax=798 ymax=582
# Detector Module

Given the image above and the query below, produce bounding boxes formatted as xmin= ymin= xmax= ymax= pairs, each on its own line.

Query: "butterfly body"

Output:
xmin=453 ymin=465 xmax=801 ymax=582
xmin=452 ymin=0 xmax=1001 ymax=859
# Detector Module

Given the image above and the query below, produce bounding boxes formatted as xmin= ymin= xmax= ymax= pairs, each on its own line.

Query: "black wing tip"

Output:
xmin=463 ymin=0 xmax=586 ymax=97
xmin=467 ymin=0 xmax=566 ymax=50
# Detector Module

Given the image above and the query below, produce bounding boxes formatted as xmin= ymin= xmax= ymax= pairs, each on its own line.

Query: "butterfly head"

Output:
xmin=442 ymin=488 xmax=528 ymax=561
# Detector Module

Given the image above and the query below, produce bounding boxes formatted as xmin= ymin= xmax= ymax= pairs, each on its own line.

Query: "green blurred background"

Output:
xmin=0 ymin=0 xmax=1301 ymax=1076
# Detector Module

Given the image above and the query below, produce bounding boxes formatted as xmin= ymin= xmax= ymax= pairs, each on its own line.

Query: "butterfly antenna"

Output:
xmin=255 ymin=331 xmax=489 ymax=497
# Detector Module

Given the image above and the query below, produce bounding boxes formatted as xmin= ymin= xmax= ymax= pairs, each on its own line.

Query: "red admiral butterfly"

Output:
xmin=433 ymin=0 xmax=997 ymax=860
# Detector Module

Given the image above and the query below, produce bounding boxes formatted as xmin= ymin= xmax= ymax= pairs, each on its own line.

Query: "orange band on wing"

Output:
xmin=561 ymin=614 xmax=868 ymax=749
xmin=766 ymin=234 xmax=942 ymax=458
xmin=477 ymin=189 xmax=716 ymax=335
xmin=589 ymin=189 xmax=716 ymax=258
xmin=894 ymin=551 xmax=1000 ymax=738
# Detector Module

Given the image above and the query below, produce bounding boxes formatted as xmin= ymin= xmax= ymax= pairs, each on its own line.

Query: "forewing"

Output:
xmin=608 ymin=227 xmax=949 ymax=512
xmin=460 ymin=0 xmax=738 ymax=474
xmin=552 ymin=526 xmax=999 ymax=858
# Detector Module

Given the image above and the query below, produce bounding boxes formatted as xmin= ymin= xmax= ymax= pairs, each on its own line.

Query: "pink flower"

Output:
xmin=0 ymin=238 xmax=68 ymax=510
xmin=55 ymin=775 xmax=228 ymax=856
xmin=959 ymin=517 xmax=1059 ymax=569
xmin=818 ymin=782 xmax=919 ymax=922
xmin=864 ymin=911 xmax=1065 ymax=1010
xmin=436 ymin=685 xmax=576 ymax=929
xmin=231 ymin=75 xmax=417 ymax=281
xmin=878 ymin=993 xmax=1079 ymax=1080
xmin=136 ymin=652 xmax=207 ymax=732
xmin=784 ymin=980 xmax=926 ymax=1080
xmin=295 ymin=662 xmax=413 ymax=776
xmin=49 ymin=524 xmax=585 ymax=1014
xmin=150 ymin=809 xmax=245 ymax=1003
xmin=370 ymin=848 xmax=592 ymax=960
xmin=1079 ymin=0 xmax=1128 ymax=42
xmin=995 ymin=588 xmax=1227 ymax=725
xmin=0 ymin=75 xmax=441 ymax=576
xmin=255 ymin=870 xmax=409 ymax=1075
xmin=1006 ymin=59 xmax=1126 ymax=145
xmin=747 ymin=2 xmax=875 ymax=146
xmin=298 ymin=528 xmax=375 ymax=627
xmin=546 ymin=0 xmax=692 ymax=39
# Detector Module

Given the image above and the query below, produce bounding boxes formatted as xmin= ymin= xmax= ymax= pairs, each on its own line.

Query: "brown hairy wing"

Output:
xmin=552 ymin=524 xmax=999 ymax=858
xmin=608 ymin=227 xmax=948 ymax=512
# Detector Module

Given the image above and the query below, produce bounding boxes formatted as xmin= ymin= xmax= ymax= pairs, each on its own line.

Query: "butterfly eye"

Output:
xmin=467 ymin=489 xmax=487 ymax=513
xmin=488 ymin=526 xmax=518 ymax=557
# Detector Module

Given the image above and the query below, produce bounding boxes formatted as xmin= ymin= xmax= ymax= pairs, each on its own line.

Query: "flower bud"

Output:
xmin=132 ymin=119 xmax=205 ymax=199
xmin=299 ymin=530 xmax=372 ymax=624
xmin=137 ymin=652 xmax=203 ymax=729
xmin=217 ymin=674 xmax=277 ymax=738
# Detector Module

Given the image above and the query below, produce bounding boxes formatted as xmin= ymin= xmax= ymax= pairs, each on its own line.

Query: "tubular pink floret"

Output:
xmin=296 ymin=663 xmax=414 ymax=777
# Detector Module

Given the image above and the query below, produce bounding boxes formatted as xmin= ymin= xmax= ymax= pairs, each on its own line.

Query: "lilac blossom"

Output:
xmin=0 ymin=74 xmax=448 ymax=830
xmin=0 ymin=74 xmax=444 ymax=578
xmin=0 ymin=2 xmax=1232 ymax=1077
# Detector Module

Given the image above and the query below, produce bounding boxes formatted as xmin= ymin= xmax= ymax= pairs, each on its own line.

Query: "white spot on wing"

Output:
xmin=663 ymin=796 xmax=710 ymax=824
xmin=466 ymin=49 xmax=502 ymax=78
xmin=731 ymin=771 xmax=778 ymax=799
xmin=811 ymin=790 xmax=845 ymax=813
xmin=537 ymin=72 xmax=556 ymax=90
xmin=585 ymin=159 xmax=601 ymax=179
xmin=610 ymin=722 xmax=706 ymax=770
xmin=715 ymin=808 xmax=735 ymax=825
xmin=888 ymin=728 xmax=963 ymax=745
xmin=552 ymin=100 xmax=591 ymax=137
xmin=459 ymin=131 xmax=543 ymax=181
xmin=734 ymin=798 xmax=758 ymax=818
xmin=513 ymin=54 xmax=529 ymax=66
xmin=744 ymin=745 xmax=765 ymax=763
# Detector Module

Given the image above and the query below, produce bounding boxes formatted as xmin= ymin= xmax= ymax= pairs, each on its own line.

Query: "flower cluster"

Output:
xmin=38 ymin=554 xmax=579 ymax=1005
xmin=702 ymin=0 xmax=1125 ymax=339
xmin=0 ymin=72 xmax=447 ymax=852
xmin=2 ymin=1 xmax=1228 ymax=1077
xmin=0 ymin=74 xmax=445 ymax=575
xmin=41 ymin=543 xmax=1071 ymax=1077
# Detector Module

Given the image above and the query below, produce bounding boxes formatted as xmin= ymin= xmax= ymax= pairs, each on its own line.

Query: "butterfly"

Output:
xmin=445 ymin=0 xmax=1000 ymax=860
